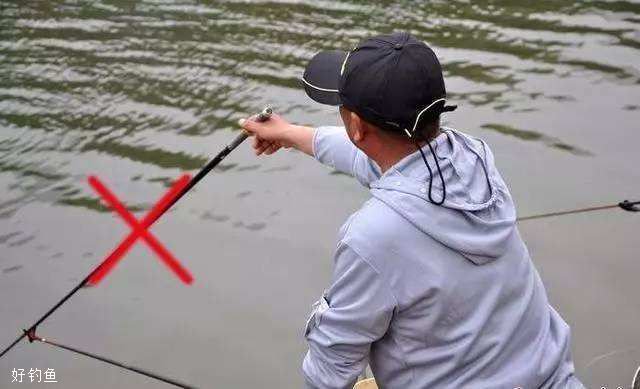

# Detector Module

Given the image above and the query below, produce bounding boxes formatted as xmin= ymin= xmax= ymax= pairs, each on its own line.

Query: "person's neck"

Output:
xmin=374 ymin=128 xmax=441 ymax=173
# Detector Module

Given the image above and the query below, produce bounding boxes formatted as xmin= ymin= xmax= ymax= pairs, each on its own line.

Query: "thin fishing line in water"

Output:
xmin=582 ymin=347 xmax=640 ymax=389
xmin=584 ymin=347 xmax=639 ymax=371
xmin=517 ymin=199 xmax=639 ymax=222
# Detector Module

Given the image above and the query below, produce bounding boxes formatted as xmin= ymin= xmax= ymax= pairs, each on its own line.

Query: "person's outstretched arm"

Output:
xmin=239 ymin=114 xmax=381 ymax=186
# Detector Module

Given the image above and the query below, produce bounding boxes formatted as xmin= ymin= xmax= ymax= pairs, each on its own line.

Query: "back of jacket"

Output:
xmin=302 ymin=127 xmax=583 ymax=389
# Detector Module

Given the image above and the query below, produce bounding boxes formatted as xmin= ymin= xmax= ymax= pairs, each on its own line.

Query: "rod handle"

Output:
xmin=230 ymin=106 xmax=273 ymax=150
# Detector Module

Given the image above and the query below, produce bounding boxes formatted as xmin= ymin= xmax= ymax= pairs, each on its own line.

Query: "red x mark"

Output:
xmin=86 ymin=175 xmax=194 ymax=286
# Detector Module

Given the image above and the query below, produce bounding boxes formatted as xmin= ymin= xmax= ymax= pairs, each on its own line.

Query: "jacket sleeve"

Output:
xmin=312 ymin=126 xmax=381 ymax=187
xmin=302 ymin=243 xmax=396 ymax=389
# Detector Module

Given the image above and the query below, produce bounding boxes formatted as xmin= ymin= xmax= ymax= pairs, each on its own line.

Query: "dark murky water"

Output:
xmin=1 ymin=1 xmax=639 ymax=388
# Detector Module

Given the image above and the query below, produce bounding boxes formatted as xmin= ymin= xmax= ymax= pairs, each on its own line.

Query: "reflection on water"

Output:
xmin=481 ymin=123 xmax=592 ymax=155
xmin=2 ymin=264 xmax=23 ymax=274
xmin=1 ymin=1 xmax=639 ymax=387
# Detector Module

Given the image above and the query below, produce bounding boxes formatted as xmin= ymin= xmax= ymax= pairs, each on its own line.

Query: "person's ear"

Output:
xmin=350 ymin=112 xmax=365 ymax=143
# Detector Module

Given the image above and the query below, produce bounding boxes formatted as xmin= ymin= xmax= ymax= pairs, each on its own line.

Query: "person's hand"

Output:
xmin=238 ymin=112 xmax=316 ymax=157
xmin=252 ymin=136 xmax=283 ymax=156
xmin=239 ymin=113 xmax=292 ymax=156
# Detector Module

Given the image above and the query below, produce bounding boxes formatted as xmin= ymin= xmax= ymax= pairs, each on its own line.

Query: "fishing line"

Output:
xmin=517 ymin=199 xmax=639 ymax=222
xmin=0 ymin=107 xmax=273 ymax=385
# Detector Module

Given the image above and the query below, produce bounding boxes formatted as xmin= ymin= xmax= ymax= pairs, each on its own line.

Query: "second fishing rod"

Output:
xmin=0 ymin=107 xmax=273 ymax=387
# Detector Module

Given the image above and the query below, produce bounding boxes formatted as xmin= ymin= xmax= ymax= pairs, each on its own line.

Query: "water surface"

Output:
xmin=1 ymin=1 xmax=639 ymax=388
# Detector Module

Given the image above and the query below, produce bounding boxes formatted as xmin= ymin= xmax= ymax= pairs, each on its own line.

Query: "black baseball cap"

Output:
xmin=302 ymin=32 xmax=456 ymax=138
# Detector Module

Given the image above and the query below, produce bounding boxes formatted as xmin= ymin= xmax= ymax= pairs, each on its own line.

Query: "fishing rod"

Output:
xmin=517 ymin=199 xmax=639 ymax=222
xmin=0 ymin=107 xmax=273 ymax=386
xmin=21 ymin=328 xmax=194 ymax=388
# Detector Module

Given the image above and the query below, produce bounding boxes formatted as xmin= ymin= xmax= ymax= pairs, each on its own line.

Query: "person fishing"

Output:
xmin=240 ymin=32 xmax=585 ymax=389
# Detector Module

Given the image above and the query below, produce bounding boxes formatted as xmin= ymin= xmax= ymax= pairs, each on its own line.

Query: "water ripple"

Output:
xmin=0 ymin=0 xmax=638 ymax=215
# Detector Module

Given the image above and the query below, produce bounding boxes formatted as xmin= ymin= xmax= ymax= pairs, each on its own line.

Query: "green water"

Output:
xmin=1 ymin=1 xmax=639 ymax=388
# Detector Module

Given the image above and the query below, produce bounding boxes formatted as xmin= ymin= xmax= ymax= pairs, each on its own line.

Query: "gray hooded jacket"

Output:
xmin=302 ymin=126 xmax=583 ymax=389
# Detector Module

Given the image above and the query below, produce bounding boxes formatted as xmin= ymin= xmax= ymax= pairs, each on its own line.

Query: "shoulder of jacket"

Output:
xmin=340 ymin=198 xmax=408 ymax=256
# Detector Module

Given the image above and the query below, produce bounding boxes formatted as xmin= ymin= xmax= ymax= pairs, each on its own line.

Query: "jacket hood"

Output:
xmin=369 ymin=129 xmax=516 ymax=265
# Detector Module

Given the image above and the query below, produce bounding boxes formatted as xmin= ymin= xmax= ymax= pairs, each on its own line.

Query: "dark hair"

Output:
xmin=359 ymin=108 xmax=440 ymax=141
xmin=414 ymin=113 xmax=441 ymax=141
